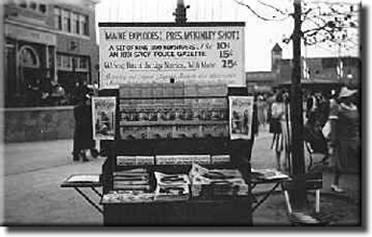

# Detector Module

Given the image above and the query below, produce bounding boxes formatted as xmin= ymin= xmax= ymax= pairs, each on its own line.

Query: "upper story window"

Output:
xmin=19 ymin=0 xmax=27 ymax=8
xmin=72 ymin=13 xmax=80 ymax=34
xmin=29 ymin=1 xmax=37 ymax=10
xmin=62 ymin=9 xmax=71 ymax=33
xmin=39 ymin=4 xmax=46 ymax=14
xmin=54 ymin=7 xmax=62 ymax=30
xmin=80 ymin=15 xmax=89 ymax=36
xmin=54 ymin=7 xmax=89 ymax=37
xmin=17 ymin=0 xmax=47 ymax=14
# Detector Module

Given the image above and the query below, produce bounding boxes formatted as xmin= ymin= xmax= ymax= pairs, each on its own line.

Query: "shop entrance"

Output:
xmin=18 ymin=45 xmax=43 ymax=106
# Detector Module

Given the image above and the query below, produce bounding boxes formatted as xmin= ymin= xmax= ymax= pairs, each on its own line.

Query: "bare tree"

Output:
xmin=234 ymin=0 xmax=360 ymax=52
xmin=234 ymin=0 xmax=360 ymax=211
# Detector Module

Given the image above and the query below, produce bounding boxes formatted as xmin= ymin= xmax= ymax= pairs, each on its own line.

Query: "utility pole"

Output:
xmin=174 ymin=0 xmax=189 ymax=24
xmin=290 ymin=0 xmax=307 ymax=209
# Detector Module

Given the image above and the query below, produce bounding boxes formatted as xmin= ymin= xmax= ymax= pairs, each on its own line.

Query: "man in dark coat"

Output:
xmin=72 ymin=93 xmax=96 ymax=161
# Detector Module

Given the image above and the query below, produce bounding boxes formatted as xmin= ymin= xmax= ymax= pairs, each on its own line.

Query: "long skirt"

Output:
xmin=271 ymin=133 xmax=283 ymax=152
xmin=334 ymin=137 xmax=360 ymax=173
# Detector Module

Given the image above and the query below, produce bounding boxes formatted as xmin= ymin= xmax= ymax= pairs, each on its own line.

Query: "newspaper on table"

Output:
xmin=113 ymin=168 xmax=150 ymax=191
xmin=251 ymin=168 xmax=289 ymax=180
xmin=102 ymin=190 xmax=155 ymax=203
xmin=229 ymin=96 xmax=254 ymax=140
xmin=154 ymin=171 xmax=190 ymax=201
xmin=188 ymin=163 xmax=248 ymax=197
xmin=92 ymin=96 xmax=116 ymax=140
xmin=65 ymin=174 xmax=100 ymax=183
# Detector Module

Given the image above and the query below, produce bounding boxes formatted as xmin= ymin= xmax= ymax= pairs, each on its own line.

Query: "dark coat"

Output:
xmin=73 ymin=102 xmax=95 ymax=150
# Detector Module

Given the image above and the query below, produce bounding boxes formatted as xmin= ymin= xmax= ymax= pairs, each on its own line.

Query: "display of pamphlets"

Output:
xmin=155 ymin=154 xmax=210 ymax=165
xmin=210 ymin=155 xmax=230 ymax=164
xmin=154 ymin=184 xmax=190 ymax=202
xmin=154 ymin=171 xmax=190 ymax=201
xmin=118 ymin=84 xmax=229 ymax=140
xmin=102 ymin=190 xmax=155 ymax=204
xmin=112 ymin=168 xmax=150 ymax=191
xmin=116 ymin=156 xmax=155 ymax=166
xmin=154 ymin=171 xmax=190 ymax=186
xmin=188 ymin=163 xmax=248 ymax=197
xmin=229 ymin=96 xmax=254 ymax=140
xmin=92 ymin=96 xmax=116 ymax=140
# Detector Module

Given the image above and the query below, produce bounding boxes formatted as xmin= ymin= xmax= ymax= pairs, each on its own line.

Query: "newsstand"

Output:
xmin=97 ymin=84 xmax=254 ymax=226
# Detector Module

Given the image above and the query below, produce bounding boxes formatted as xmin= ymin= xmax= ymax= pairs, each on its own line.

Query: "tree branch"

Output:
xmin=256 ymin=0 xmax=288 ymax=15
xmin=233 ymin=0 xmax=290 ymax=21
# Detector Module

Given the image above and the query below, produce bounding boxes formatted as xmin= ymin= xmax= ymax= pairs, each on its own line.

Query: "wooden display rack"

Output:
xmin=99 ymin=85 xmax=253 ymax=226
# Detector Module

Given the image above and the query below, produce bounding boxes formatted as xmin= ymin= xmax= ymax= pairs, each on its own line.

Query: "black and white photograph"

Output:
xmin=1 ymin=0 xmax=365 ymax=231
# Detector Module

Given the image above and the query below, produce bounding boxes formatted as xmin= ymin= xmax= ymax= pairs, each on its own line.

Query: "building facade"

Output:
xmin=246 ymin=43 xmax=361 ymax=93
xmin=4 ymin=0 xmax=99 ymax=107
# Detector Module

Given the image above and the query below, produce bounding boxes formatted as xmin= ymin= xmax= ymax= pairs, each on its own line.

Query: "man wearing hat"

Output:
xmin=329 ymin=87 xmax=360 ymax=192
xmin=72 ymin=89 xmax=98 ymax=161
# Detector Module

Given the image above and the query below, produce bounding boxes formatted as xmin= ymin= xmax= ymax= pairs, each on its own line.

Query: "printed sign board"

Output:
xmin=229 ymin=96 xmax=254 ymax=140
xmin=98 ymin=22 xmax=245 ymax=88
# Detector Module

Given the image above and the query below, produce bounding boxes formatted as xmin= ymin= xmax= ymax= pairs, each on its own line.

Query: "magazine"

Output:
xmin=229 ymin=96 xmax=254 ymax=140
xmin=92 ymin=96 xmax=116 ymax=140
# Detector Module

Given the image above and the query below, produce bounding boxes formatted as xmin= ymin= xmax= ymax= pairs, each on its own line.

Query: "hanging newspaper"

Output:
xmin=92 ymin=97 xmax=116 ymax=140
xmin=229 ymin=96 xmax=254 ymax=140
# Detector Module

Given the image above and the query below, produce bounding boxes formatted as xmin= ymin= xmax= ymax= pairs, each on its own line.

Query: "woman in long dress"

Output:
xmin=270 ymin=92 xmax=290 ymax=171
xmin=329 ymin=87 xmax=360 ymax=192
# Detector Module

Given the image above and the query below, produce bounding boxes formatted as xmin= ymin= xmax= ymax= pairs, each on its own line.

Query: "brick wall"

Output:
xmin=3 ymin=106 xmax=75 ymax=143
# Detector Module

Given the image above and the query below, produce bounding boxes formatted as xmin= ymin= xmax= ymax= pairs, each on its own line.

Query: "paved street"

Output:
xmin=2 ymin=128 xmax=361 ymax=226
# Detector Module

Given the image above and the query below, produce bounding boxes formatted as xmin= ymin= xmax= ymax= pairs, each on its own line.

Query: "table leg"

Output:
xmin=74 ymin=187 xmax=103 ymax=214
xmin=252 ymin=182 xmax=281 ymax=212
xmin=91 ymin=187 xmax=103 ymax=198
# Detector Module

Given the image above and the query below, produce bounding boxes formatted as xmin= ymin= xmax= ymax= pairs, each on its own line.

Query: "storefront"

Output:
xmin=4 ymin=22 xmax=56 ymax=107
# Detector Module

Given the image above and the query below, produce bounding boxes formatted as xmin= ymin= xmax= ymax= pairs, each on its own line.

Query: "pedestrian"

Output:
xmin=269 ymin=92 xmax=285 ymax=171
xmin=306 ymin=92 xmax=319 ymax=118
xmin=304 ymin=110 xmax=329 ymax=163
xmin=72 ymin=90 xmax=98 ymax=161
xmin=256 ymin=94 xmax=267 ymax=130
xmin=329 ymin=87 xmax=360 ymax=192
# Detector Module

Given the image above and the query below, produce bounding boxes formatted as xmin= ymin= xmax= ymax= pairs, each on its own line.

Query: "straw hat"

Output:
xmin=338 ymin=87 xmax=357 ymax=99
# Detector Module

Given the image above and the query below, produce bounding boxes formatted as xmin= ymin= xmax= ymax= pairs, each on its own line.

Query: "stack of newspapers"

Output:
xmin=154 ymin=171 xmax=190 ymax=202
xmin=113 ymin=168 xmax=151 ymax=191
xmin=102 ymin=190 xmax=155 ymax=203
xmin=189 ymin=163 xmax=248 ymax=198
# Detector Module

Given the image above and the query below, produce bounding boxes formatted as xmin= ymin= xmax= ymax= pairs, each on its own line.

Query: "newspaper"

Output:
xmin=92 ymin=96 xmax=116 ymax=140
xmin=229 ymin=96 xmax=254 ymax=140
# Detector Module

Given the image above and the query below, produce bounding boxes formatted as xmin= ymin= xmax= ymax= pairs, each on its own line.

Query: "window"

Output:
xmin=30 ymin=1 xmax=37 ymax=10
xmin=54 ymin=8 xmax=89 ymax=37
xmin=57 ymin=54 xmax=62 ymax=68
xmin=19 ymin=0 xmax=27 ymax=8
xmin=39 ymin=4 xmax=46 ymax=13
xmin=57 ymin=54 xmax=73 ymax=71
xmin=62 ymin=9 xmax=71 ymax=33
xmin=54 ymin=7 xmax=62 ymax=30
xmin=78 ymin=57 xmax=88 ymax=71
xmin=63 ymin=55 xmax=71 ymax=69
xmin=57 ymin=54 xmax=89 ymax=72
xmin=19 ymin=46 xmax=39 ymax=68
xmin=80 ymin=15 xmax=89 ymax=36
xmin=72 ymin=13 xmax=80 ymax=34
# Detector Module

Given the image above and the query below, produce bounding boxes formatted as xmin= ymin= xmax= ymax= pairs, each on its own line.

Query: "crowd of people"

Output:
xmin=262 ymin=86 xmax=360 ymax=193
xmin=24 ymin=79 xmax=98 ymax=107
xmin=69 ymin=82 xmax=361 ymax=190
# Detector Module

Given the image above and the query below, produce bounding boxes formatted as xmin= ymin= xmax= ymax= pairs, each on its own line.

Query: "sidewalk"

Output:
xmin=2 ymin=130 xmax=362 ymax=226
